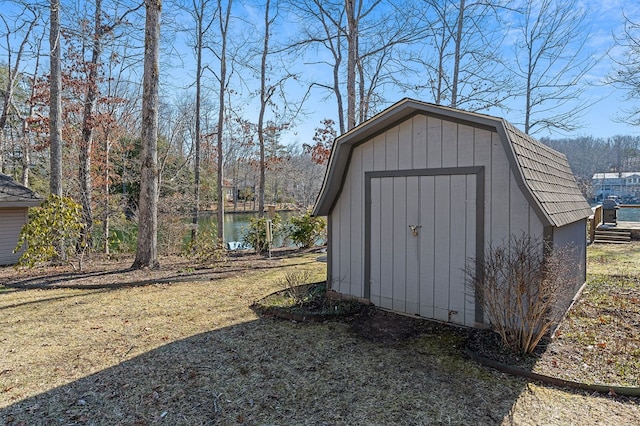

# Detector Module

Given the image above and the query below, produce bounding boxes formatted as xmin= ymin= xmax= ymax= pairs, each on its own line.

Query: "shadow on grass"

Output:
xmin=2 ymin=258 xmax=320 ymax=290
xmin=1 ymin=317 xmax=527 ymax=425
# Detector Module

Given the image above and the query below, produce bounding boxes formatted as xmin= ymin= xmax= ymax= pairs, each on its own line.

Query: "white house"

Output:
xmin=592 ymin=172 xmax=640 ymax=201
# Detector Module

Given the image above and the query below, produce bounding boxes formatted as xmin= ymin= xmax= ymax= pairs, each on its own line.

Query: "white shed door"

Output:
xmin=368 ymin=174 xmax=477 ymax=327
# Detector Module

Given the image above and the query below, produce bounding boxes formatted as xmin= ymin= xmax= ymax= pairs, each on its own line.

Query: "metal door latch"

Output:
xmin=408 ymin=225 xmax=422 ymax=236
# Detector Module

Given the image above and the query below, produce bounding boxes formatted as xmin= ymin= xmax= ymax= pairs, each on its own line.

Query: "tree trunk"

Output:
xmin=451 ymin=0 xmax=465 ymax=108
xmin=257 ymin=0 xmax=271 ymax=218
xmin=215 ymin=0 xmax=232 ymax=246
xmin=49 ymin=0 xmax=63 ymax=196
xmin=79 ymin=0 xmax=104 ymax=250
xmin=345 ymin=0 xmax=357 ymax=131
xmin=191 ymin=0 xmax=204 ymax=243
xmin=103 ymin=135 xmax=110 ymax=254
xmin=132 ymin=0 xmax=161 ymax=269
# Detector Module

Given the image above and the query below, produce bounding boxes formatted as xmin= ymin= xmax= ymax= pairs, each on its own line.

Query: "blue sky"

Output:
xmin=2 ymin=0 xmax=640 ymax=146
xmin=281 ymin=0 xmax=640 ymax=144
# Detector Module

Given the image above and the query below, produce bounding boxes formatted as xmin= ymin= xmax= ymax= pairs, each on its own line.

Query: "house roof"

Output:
xmin=0 ymin=174 xmax=43 ymax=207
xmin=592 ymin=172 xmax=640 ymax=180
xmin=313 ymin=98 xmax=592 ymax=227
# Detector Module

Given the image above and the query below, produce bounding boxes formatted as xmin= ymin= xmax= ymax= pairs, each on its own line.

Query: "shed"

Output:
xmin=313 ymin=99 xmax=592 ymax=327
xmin=0 ymin=174 xmax=43 ymax=265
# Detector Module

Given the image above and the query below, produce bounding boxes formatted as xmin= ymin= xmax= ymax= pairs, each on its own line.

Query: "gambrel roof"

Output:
xmin=313 ymin=98 xmax=592 ymax=227
xmin=0 ymin=174 xmax=43 ymax=207
xmin=503 ymin=121 xmax=593 ymax=227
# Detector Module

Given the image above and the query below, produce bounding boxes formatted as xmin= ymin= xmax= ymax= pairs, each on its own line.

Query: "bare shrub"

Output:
xmin=277 ymin=270 xmax=314 ymax=305
xmin=466 ymin=233 xmax=576 ymax=354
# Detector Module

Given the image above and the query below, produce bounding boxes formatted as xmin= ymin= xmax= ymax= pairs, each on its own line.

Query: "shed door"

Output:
xmin=368 ymin=173 xmax=478 ymax=327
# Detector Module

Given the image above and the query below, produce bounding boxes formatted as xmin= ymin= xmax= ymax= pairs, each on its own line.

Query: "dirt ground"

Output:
xmin=1 ymin=249 xmax=639 ymax=425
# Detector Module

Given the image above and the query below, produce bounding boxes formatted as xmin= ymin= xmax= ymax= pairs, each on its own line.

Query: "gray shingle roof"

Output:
xmin=313 ymin=98 xmax=592 ymax=227
xmin=503 ymin=121 xmax=592 ymax=227
xmin=0 ymin=174 xmax=43 ymax=206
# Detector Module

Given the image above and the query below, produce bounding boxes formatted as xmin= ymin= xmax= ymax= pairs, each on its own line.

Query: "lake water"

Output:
xmin=590 ymin=202 xmax=640 ymax=222
xmin=199 ymin=211 xmax=296 ymax=247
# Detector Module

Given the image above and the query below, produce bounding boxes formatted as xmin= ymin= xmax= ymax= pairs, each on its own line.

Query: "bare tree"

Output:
xmin=76 ymin=0 xmax=143 ymax=249
xmin=133 ymin=0 xmax=161 ymax=269
xmin=49 ymin=0 xmax=63 ymax=196
xmin=257 ymin=0 xmax=274 ymax=218
xmin=405 ymin=0 xmax=511 ymax=111
xmin=175 ymin=0 xmax=217 ymax=243
xmin=210 ymin=0 xmax=233 ymax=245
xmin=0 ymin=3 xmax=40 ymax=180
xmin=291 ymin=0 xmax=418 ymax=133
xmin=609 ymin=15 xmax=640 ymax=126
xmin=512 ymin=0 xmax=596 ymax=135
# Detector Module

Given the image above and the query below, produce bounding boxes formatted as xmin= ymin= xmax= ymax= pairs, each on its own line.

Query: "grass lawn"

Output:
xmin=0 ymin=248 xmax=639 ymax=425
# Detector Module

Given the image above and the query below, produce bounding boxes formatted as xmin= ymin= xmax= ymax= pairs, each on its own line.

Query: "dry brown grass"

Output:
xmin=0 ymin=250 xmax=639 ymax=425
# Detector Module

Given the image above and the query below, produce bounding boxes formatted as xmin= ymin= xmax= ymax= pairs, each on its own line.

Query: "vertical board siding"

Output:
xmin=369 ymin=177 xmax=382 ymax=305
xmin=385 ymin=128 xmax=399 ymax=171
xmin=464 ymin=174 xmax=478 ymax=326
xmin=331 ymin=112 xmax=548 ymax=327
xmin=373 ymin=134 xmax=386 ymax=171
xmin=427 ymin=117 xmax=442 ymax=168
xmin=392 ymin=177 xmax=407 ymax=312
xmin=490 ymin=132 xmax=511 ymax=245
xmin=458 ymin=125 xmax=474 ymax=166
xmin=339 ymin=177 xmax=352 ymax=295
xmin=509 ymin=180 xmax=532 ymax=235
xmin=398 ymin=120 xmax=413 ymax=169
xmin=441 ymin=120 xmax=458 ymax=167
xmin=448 ymin=174 xmax=468 ymax=324
xmin=350 ymin=148 xmax=364 ymax=297
xmin=330 ymin=197 xmax=342 ymax=293
xmin=419 ymin=176 xmax=436 ymax=318
xmin=0 ymin=208 xmax=28 ymax=265
xmin=405 ymin=176 xmax=420 ymax=315
xmin=433 ymin=175 xmax=451 ymax=322
xmin=369 ymin=172 xmax=476 ymax=325
xmin=379 ymin=177 xmax=394 ymax=309
xmin=413 ymin=115 xmax=428 ymax=169
xmin=475 ymin=129 xmax=493 ymax=244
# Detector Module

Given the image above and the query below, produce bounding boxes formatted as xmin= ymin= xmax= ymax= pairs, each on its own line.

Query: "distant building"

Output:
xmin=592 ymin=172 xmax=640 ymax=201
xmin=0 ymin=174 xmax=43 ymax=265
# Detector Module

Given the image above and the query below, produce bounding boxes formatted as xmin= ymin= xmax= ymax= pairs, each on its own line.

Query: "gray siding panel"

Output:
xmin=442 ymin=120 xmax=458 ymax=167
xmin=449 ymin=174 xmax=467 ymax=324
xmin=379 ymin=177 xmax=394 ymax=308
xmin=350 ymin=149 xmax=364 ymax=297
xmin=433 ymin=175 xmax=451 ymax=322
xmin=490 ymin=132 xmax=511 ymax=244
xmin=419 ymin=176 xmax=436 ymax=318
xmin=392 ymin=177 xmax=407 ymax=312
xmin=0 ymin=208 xmax=27 ymax=265
xmin=413 ymin=115 xmax=428 ymax=169
xmin=406 ymin=176 xmax=420 ymax=315
xmin=331 ymin=113 xmax=549 ymax=326
xmin=386 ymin=128 xmax=399 ymax=170
xmin=427 ymin=117 xmax=442 ymax=168
xmin=369 ymin=177 xmax=382 ymax=304
xmin=399 ymin=120 xmax=413 ymax=169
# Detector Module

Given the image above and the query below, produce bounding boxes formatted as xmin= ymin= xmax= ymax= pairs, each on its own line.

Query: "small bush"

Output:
xmin=182 ymin=226 xmax=226 ymax=263
xmin=242 ymin=214 xmax=282 ymax=254
xmin=277 ymin=270 xmax=314 ymax=305
xmin=286 ymin=211 xmax=326 ymax=248
xmin=14 ymin=195 xmax=85 ymax=269
xmin=466 ymin=233 xmax=575 ymax=354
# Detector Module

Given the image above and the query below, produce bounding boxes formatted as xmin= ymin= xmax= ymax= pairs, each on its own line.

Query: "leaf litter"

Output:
xmin=0 ymin=248 xmax=638 ymax=425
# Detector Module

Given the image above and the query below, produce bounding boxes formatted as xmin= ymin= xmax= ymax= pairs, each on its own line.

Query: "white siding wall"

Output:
xmin=0 ymin=208 xmax=28 ymax=265
xmin=329 ymin=115 xmax=546 ymax=321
